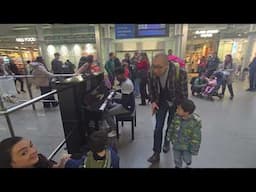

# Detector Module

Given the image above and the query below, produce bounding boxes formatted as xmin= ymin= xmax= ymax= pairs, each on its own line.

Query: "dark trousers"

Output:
xmin=40 ymin=86 xmax=58 ymax=108
xmin=222 ymin=81 xmax=234 ymax=97
xmin=108 ymin=75 xmax=115 ymax=87
xmin=249 ymin=73 xmax=256 ymax=89
xmin=139 ymin=77 xmax=148 ymax=104
xmin=15 ymin=78 xmax=24 ymax=91
xmin=153 ymin=103 xmax=176 ymax=153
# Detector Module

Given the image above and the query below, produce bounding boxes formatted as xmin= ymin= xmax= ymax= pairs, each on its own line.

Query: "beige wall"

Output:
xmin=115 ymin=37 xmax=169 ymax=52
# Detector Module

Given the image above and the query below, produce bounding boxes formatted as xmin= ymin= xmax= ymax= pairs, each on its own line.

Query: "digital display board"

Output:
xmin=136 ymin=24 xmax=168 ymax=37
xmin=115 ymin=24 xmax=169 ymax=39
xmin=115 ymin=24 xmax=135 ymax=39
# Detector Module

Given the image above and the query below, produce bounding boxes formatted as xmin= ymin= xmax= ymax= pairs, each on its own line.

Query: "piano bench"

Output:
xmin=115 ymin=109 xmax=136 ymax=140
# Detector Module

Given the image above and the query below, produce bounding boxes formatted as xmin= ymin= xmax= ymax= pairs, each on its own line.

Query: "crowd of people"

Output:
xmin=1 ymin=48 xmax=256 ymax=168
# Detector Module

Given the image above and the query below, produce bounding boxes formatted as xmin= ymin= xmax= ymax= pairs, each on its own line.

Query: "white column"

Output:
xmin=174 ymin=24 xmax=188 ymax=59
xmin=164 ymin=25 xmax=175 ymax=54
xmin=35 ymin=24 xmax=49 ymax=68
xmin=95 ymin=24 xmax=102 ymax=67
xmin=243 ymin=25 xmax=256 ymax=70
xmin=102 ymin=24 xmax=114 ymax=65
xmin=181 ymin=24 xmax=188 ymax=59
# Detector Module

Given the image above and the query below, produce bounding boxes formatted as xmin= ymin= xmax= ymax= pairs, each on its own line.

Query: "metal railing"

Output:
xmin=0 ymin=76 xmax=114 ymax=160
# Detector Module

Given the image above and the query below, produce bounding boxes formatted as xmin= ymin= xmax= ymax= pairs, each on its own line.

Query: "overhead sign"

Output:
xmin=16 ymin=37 xmax=37 ymax=42
xmin=136 ymin=24 xmax=168 ymax=37
xmin=115 ymin=24 xmax=135 ymax=39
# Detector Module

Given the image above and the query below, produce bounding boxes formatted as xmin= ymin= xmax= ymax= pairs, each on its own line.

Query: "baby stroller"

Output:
xmin=190 ymin=76 xmax=207 ymax=96
xmin=205 ymin=71 xmax=225 ymax=101
xmin=190 ymin=71 xmax=224 ymax=101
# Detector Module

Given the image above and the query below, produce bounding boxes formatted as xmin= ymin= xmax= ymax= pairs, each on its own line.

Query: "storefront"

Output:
xmin=45 ymin=43 xmax=97 ymax=67
xmin=185 ymin=28 xmax=220 ymax=72
xmin=217 ymin=38 xmax=248 ymax=64
xmin=185 ymin=39 xmax=215 ymax=72
xmin=0 ymin=47 xmax=39 ymax=73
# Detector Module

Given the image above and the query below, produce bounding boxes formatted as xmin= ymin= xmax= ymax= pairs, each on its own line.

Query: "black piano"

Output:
xmin=54 ymin=72 xmax=114 ymax=154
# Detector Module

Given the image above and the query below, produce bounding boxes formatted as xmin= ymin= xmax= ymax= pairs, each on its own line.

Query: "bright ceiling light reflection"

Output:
xmin=47 ymin=45 xmax=56 ymax=56
xmin=61 ymin=45 xmax=68 ymax=56
xmin=85 ymin=43 xmax=96 ymax=54
xmin=73 ymin=44 xmax=81 ymax=56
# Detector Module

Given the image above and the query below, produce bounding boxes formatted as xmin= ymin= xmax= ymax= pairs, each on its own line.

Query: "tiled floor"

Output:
xmin=0 ymin=80 xmax=256 ymax=168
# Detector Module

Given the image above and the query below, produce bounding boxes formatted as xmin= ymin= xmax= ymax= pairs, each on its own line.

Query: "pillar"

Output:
xmin=174 ymin=24 xmax=188 ymax=59
xmin=35 ymin=24 xmax=49 ymax=68
xmin=243 ymin=24 xmax=256 ymax=70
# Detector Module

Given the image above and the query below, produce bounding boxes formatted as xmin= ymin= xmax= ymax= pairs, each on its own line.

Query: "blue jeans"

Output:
xmin=173 ymin=150 xmax=192 ymax=168
xmin=134 ymin=78 xmax=141 ymax=96
xmin=153 ymin=103 xmax=176 ymax=153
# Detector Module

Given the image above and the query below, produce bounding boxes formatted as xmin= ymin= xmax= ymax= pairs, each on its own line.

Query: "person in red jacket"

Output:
xmin=136 ymin=52 xmax=150 ymax=105
xmin=122 ymin=60 xmax=130 ymax=78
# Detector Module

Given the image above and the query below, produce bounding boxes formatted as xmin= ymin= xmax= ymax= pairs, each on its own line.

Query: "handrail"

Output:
xmin=47 ymin=128 xmax=74 ymax=160
xmin=0 ymin=90 xmax=57 ymax=115
xmin=0 ymin=74 xmax=75 ymax=78
xmin=47 ymin=138 xmax=67 ymax=160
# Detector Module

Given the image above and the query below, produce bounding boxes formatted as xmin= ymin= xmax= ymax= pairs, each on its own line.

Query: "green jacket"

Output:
xmin=166 ymin=113 xmax=202 ymax=155
xmin=104 ymin=59 xmax=115 ymax=76
xmin=83 ymin=150 xmax=111 ymax=168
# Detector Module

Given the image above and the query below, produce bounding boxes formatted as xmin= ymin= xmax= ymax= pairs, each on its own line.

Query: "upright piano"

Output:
xmin=54 ymin=72 xmax=114 ymax=154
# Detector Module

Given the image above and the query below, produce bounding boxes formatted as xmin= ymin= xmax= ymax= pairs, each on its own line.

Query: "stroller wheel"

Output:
xmin=208 ymin=96 xmax=214 ymax=101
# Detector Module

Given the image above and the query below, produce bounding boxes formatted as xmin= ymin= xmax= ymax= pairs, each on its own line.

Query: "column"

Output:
xmin=101 ymin=24 xmax=114 ymax=65
xmin=243 ymin=24 xmax=256 ymax=70
xmin=95 ymin=24 xmax=102 ymax=67
xmin=35 ymin=24 xmax=49 ymax=68
xmin=174 ymin=24 xmax=188 ymax=59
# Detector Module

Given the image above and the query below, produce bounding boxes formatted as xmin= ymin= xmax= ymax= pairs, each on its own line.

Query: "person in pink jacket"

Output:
xmin=167 ymin=49 xmax=185 ymax=69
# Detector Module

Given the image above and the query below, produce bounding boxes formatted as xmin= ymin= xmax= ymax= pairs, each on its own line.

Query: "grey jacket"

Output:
xmin=31 ymin=63 xmax=54 ymax=87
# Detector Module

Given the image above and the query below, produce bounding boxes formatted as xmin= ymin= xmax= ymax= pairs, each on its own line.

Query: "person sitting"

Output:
xmin=0 ymin=136 xmax=70 ymax=168
xmin=191 ymin=74 xmax=208 ymax=96
xmin=104 ymin=66 xmax=135 ymax=138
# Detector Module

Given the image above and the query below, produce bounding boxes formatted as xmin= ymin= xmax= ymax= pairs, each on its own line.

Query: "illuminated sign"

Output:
xmin=115 ymin=24 xmax=169 ymax=39
xmin=115 ymin=24 xmax=135 ymax=39
xmin=16 ymin=37 xmax=37 ymax=42
xmin=136 ymin=24 xmax=168 ymax=37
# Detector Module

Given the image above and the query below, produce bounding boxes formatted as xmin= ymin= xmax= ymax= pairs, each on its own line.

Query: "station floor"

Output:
xmin=0 ymin=80 xmax=256 ymax=168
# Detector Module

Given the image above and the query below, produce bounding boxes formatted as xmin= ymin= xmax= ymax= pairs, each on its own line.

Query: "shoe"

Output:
xmin=17 ymin=90 xmax=20 ymax=94
xmin=163 ymin=141 xmax=170 ymax=153
xmin=185 ymin=162 xmax=192 ymax=168
xmin=107 ymin=130 xmax=117 ymax=138
xmin=147 ymin=152 xmax=160 ymax=163
xmin=246 ymin=88 xmax=252 ymax=91
xmin=230 ymin=95 xmax=234 ymax=100
xmin=21 ymin=90 xmax=26 ymax=93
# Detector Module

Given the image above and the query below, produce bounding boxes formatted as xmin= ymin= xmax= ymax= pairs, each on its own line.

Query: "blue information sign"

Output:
xmin=137 ymin=24 xmax=168 ymax=37
xmin=115 ymin=24 xmax=135 ymax=39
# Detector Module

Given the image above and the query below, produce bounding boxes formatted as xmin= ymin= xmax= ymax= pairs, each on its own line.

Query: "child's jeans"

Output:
xmin=173 ymin=149 xmax=192 ymax=168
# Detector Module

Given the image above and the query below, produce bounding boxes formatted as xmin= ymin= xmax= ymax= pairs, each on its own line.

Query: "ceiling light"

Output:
xmin=12 ymin=27 xmax=29 ymax=31
xmin=200 ymin=34 xmax=213 ymax=37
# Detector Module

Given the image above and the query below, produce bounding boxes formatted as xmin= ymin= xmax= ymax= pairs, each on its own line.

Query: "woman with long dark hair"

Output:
xmin=221 ymin=54 xmax=236 ymax=100
xmin=0 ymin=137 xmax=70 ymax=168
